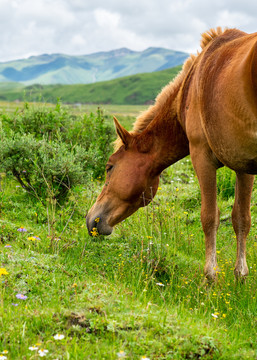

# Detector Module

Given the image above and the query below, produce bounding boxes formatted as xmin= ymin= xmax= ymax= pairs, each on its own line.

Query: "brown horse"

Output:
xmin=86 ymin=27 xmax=257 ymax=281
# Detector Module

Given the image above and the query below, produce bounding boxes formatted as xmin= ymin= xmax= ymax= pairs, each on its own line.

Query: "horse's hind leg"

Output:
xmin=232 ymin=173 xmax=254 ymax=279
xmin=190 ymin=147 xmax=220 ymax=281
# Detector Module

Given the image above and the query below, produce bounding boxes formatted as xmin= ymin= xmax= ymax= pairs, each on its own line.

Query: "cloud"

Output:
xmin=94 ymin=8 xmax=120 ymax=27
xmin=0 ymin=0 xmax=257 ymax=61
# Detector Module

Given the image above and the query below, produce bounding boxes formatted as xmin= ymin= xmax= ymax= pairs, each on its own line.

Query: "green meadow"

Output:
xmin=0 ymin=65 xmax=181 ymax=105
xmin=0 ymin=102 xmax=257 ymax=359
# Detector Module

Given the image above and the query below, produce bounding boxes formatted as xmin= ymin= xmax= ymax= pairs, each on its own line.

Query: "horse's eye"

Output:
xmin=106 ymin=164 xmax=113 ymax=173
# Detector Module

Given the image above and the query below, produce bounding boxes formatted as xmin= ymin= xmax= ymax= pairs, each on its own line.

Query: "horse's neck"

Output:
xmin=139 ymin=96 xmax=189 ymax=174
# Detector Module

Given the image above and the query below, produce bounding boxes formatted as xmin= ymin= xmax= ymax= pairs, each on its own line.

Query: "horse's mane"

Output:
xmin=200 ymin=26 xmax=225 ymax=49
xmin=114 ymin=27 xmax=227 ymax=151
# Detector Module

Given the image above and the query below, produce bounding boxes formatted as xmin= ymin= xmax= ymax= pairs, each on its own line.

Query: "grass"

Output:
xmin=0 ymin=101 xmax=147 ymax=131
xmin=0 ymin=101 xmax=147 ymax=116
xmin=1 ymin=105 xmax=257 ymax=359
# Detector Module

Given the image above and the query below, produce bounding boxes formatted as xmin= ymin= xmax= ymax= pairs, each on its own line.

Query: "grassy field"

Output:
xmin=0 ymin=101 xmax=144 ymax=115
xmin=1 ymin=103 xmax=257 ymax=359
xmin=0 ymin=101 xmax=147 ymax=130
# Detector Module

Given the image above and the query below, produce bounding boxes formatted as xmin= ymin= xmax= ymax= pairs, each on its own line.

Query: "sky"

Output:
xmin=1 ymin=0 xmax=257 ymax=62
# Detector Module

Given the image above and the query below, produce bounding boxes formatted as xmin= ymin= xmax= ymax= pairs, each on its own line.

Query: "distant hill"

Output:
xmin=0 ymin=48 xmax=188 ymax=85
xmin=0 ymin=65 xmax=182 ymax=105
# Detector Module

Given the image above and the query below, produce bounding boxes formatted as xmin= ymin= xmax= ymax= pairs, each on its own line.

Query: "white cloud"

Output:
xmin=0 ymin=0 xmax=257 ymax=61
xmin=216 ymin=10 xmax=253 ymax=28
xmin=94 ymin=8 xmax=120 ymax=28
xmin=71 ymin=34 xmax=86 ymax=47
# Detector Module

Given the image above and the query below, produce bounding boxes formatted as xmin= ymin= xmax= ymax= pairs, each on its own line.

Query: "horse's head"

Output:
xmin=86 ymin=117 xmax=160 ymax=236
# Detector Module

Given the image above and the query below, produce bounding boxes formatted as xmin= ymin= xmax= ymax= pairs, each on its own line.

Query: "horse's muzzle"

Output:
xmin=86 ymin=212 xmax=113 ymax=236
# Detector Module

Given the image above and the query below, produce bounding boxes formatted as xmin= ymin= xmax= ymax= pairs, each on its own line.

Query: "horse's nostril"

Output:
xmin=94 ymin=217 xmax=100 ymax=225
xmin=86 ymin=208 xmax=113 ymax=236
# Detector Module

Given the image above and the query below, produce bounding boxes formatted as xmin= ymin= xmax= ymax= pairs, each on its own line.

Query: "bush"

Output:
xmin=0 ymin=102 xmax=116 ymax=200
xmin=63 ymin=108 xmax=114 ymax=179
xmin=2 ymin=100 xmax=71 ymax=140
xmin=0 ymin=132 xmax=88 ymax=200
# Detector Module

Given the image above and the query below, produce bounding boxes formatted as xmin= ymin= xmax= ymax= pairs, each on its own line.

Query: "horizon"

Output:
xmin=0 ymin=46 xmax=189 ymax=64
xmin=0 ymin=46 xmax=187 ymax=86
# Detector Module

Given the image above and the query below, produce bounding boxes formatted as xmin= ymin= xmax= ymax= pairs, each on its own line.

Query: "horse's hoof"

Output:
xmin=234 ymin=268 xmax=248 ymax=282
xmin=204 ymin=274 xmax=216 ymax=284
xmin=204 ymin=265 xmax=219 ymax=283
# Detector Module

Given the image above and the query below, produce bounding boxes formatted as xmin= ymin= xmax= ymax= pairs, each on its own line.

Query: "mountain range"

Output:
xmin=0 ymin=47 xmax=188 ymax=85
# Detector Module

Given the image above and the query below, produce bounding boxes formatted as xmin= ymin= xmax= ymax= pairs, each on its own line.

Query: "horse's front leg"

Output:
xmin=190 ymin=148 xmax=219 ymax=281
xmin=232 ymin=173 xmax=254 ymax=279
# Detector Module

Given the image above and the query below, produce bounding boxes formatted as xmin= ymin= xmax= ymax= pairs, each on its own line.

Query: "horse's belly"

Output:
xmin=222 ymin=155 xmax=257 ymax=174
xmin=209 ymin=131 xmax=257 ymax=174
xmin=241 ymin=159 xmax=257 ymax=174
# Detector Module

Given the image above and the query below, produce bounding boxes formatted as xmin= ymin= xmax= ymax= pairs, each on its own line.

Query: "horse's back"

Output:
xmin=185 ymin=29 xmax=257 ymax=173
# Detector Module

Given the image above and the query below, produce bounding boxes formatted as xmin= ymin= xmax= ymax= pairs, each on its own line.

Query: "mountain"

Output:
xmin=0 ymin=48 xmax=188 ymax=85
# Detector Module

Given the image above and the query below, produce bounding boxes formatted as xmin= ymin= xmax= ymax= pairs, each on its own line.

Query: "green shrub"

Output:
xmin=2 ymin=100 xmax=71 ymax=140
xmin=63 ymin=108 xmax=114 ymax=179
xmin=0 ymin=103 xmax=115 ymax=188
xmin=0 ymin=131 xmax=88 ymax=200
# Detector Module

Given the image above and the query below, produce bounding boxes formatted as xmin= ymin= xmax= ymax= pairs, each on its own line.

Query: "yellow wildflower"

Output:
xmin=0 ymin=268 xmax=8 ymax=276
xmin=91 ymin=227 xmax=99 ymax=237
xmin=28 ymin=236 xmax=36 ymax=241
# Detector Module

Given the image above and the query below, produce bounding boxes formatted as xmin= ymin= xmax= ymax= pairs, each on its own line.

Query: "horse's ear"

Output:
xmin=113 ymin=116 xmax=132 ymax=149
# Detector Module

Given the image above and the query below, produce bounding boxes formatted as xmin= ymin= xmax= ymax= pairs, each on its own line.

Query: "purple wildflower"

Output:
xmin=16 ymin=294 xmax=28 ymax=300
xmin=17 ymin=227 xmax=27 ymax=232
xmin=4 ymin=245 xmax=12 ymax=248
